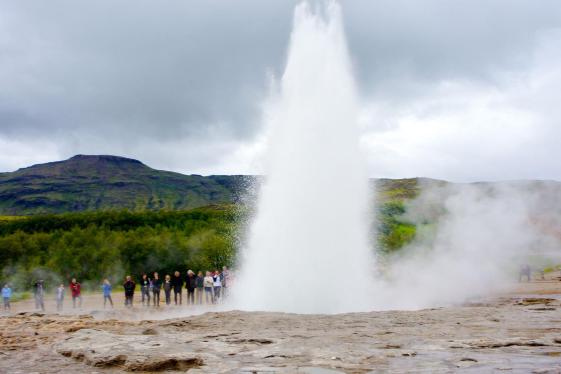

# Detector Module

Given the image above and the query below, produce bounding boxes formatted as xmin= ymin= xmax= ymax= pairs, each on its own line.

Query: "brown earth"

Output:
xmin=1 ymin=281 xmax=561 ymax=373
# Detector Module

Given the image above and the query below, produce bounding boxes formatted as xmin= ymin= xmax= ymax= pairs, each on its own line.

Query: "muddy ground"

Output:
xmin=1 ymin=280 xmax=561 ymax=373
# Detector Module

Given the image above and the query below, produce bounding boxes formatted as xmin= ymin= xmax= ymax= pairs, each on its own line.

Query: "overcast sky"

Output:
xmin=1 ymin=0 xmax=560 ymax=181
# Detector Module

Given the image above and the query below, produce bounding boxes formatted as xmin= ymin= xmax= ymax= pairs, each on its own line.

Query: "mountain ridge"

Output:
xmin=0 ymin=155 xmax=249 ymax=215
xmin=2 ymin=154 xmax=559 ymax=216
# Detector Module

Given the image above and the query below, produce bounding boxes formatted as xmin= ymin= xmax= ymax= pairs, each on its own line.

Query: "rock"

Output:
xmin=517 ymin=298 xmax=556 ymax=306
xmin=461 ymin=338 xmax=549 ymax=349
xmin=531 ymin=307 xmax=557 ymax=311
xmin=532 ymin=368 xmax=561 ymax=374
xmin=55 ymin=329 xmax=204 ymax=371
xmin=142 ymin=328 xmax=158 ymax=335
xmin=456 ymin=357 xmax=478 ymax=368
xmin=381 ymin=344 xmax=401 ymax=349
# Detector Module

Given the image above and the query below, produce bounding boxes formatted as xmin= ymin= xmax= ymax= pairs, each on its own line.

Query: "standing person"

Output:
xmin=123 ymin=276 xmax=136 ymax=307
xmin=33 ymin=280 xmax=45 ymax=311
xmin=196 ymin=271 xmax=204 ymax=305
xmin=140 ymin=274 xmax=151 ymax=306
xmin=163 ymin=274 xmax=172 ymax=305
xmin=203 ymin=271 xmax=214 ymax=304
xmin=171 ymin=271 xmax=183 ymax=305
xmin=102 ymin=279 xmax=113 ymax=308
xmin=222 ymin=266 xmax=231 ymax=298
xmin=70 ymin=278 xmax=82 ymax=308
xmin=56 ymin=284 xmax=65 ymax=312
xmin=152 ymin=272 xmax=162 ymax=307
xmin=213 ymin=270 xmax=222 ymax=303
xmin=186 ymin=270 xmax=196 ymax=305
xmin=2 ymin=284 xmax=12 ymax=311
xmin=519 ymin=264 xmax=531 ymax=282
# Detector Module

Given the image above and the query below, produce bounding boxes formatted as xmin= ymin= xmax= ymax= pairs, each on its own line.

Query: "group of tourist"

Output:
xmin=124 ymin=267 xmax=231 ymax=308
xmin=1 ymin=266 xmax=232 ymax=312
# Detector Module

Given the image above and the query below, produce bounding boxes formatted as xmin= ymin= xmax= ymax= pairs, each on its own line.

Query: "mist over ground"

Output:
xmin=374 ymin=180 xmax=561 ymax=309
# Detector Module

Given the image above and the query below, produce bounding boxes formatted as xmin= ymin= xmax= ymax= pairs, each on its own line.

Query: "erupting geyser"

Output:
xmin=232 ymin=2 xmax=376 ymax=313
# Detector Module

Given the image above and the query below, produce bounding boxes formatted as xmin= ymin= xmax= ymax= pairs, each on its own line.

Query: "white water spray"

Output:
xmin=232 ymin=2 xmax=376 ymax=314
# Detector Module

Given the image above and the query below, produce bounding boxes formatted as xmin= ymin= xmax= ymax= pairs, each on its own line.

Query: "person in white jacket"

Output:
xmin=203 ymin=272 xmax=214 ymax=304
xmin=212 ymin=270 xmax=222 ymax=303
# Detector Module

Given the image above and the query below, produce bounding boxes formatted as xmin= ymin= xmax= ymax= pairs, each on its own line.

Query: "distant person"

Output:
xmin=519 ymin=264 xmax=531 ymax=282
xmin=33 ymin=280 xmax=45 ymax=311
xmin=196 ymin=271 xmax=204 ymax=305
xmin=186 ymin=270 xmax=196 ymax=305
xmin=2 ymin=284 xmax=12 ymax=311
xmin=123 ymin=276 xmax=136 ymax=307
xmin=70 ymin=278 xmax=82 ymax=308
xmin=140 ymin=274 xmax=151 ymax=306
xmin=102 ymin=279 xmax=113 ymax=308
xmin=204 ymin=271 xmax=214 ymax=304
xmin=152 ymin=272 xmax=162 ymax=307
xmin=213 ymin=270 xmax=222 ymax=303
xmin=56 ymin=284 xmax=65 ymax=312
xmin=222 ymin=266 xmax=231 ymax=298
xmin=171 ymin=271 xmax=183 ymax=305
xmin=163 ymin=274 xmax=172 ymax=305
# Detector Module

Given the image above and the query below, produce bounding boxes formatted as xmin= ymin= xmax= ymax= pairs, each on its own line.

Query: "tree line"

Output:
xmin=0 ymin=201 xmax=416 ymax=292
xmin=0 ymin=206 xmax=239 ymax=291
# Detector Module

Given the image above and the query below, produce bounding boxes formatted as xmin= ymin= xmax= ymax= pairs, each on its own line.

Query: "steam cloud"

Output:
xmin=373 ymin=181 xmax=561 ymax=309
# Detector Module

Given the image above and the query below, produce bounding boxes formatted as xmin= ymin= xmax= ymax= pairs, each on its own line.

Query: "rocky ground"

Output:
xmin=1 ymin=281 xmax=561 ymax=373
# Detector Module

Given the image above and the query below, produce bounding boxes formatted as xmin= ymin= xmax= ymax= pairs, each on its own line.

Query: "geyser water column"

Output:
xmin=232 ymin=2 xmax=375 ymax=314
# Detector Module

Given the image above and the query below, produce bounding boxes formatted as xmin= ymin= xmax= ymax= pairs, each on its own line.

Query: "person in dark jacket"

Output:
xmin=123 ymin=276 xmax=136 ymax=307
xmin=186 ymin=270 xmax=196 ymax=305
xmin=152 ymin=272 xmax=162 ymax=307
xmin=163 ymin=274 xmax=172 ymax=305
xmin=196 ymin=271 xmax=204 ymax=305
xmin=33 ymin=280 xmax=45 ymax=311
xmin=171 ymin=271 xmax=183 ymax=305
xmin=140 ymin=273 xmax=151 ymax=306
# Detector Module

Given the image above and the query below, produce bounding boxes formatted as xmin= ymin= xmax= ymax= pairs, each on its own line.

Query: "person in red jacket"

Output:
xmin=70 ymin=278 xmax=82 ymax=308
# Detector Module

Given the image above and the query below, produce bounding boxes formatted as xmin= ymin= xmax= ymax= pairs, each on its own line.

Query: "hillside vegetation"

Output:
xmin=0 ymin=155 xmax=248 ymax=215
xmin=0 ymin=206 xmax=239 ymax=290
xmin=0 ymin=155 xmax=427 ymax=289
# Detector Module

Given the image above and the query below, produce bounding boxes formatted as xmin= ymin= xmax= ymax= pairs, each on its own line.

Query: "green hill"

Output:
xmin=0 ymin=155 xmax=249 ymax=215
xmin=0 ymin=154 xmax=431 ymax=216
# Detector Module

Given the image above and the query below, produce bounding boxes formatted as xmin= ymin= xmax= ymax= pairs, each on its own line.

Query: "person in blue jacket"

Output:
xmin=102 ymin=279 xmax=113 ymax=308
xmin=2 ymin=284 xmax=12 ymax=311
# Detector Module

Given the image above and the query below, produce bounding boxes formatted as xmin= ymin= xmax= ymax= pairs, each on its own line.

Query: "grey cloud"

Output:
xmin=0 ymin=0 xmax=560 ymax=177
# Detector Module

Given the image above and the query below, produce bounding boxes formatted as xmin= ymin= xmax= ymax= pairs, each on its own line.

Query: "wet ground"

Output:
xmin=1 ymin=281 xmax=561 ymax=373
